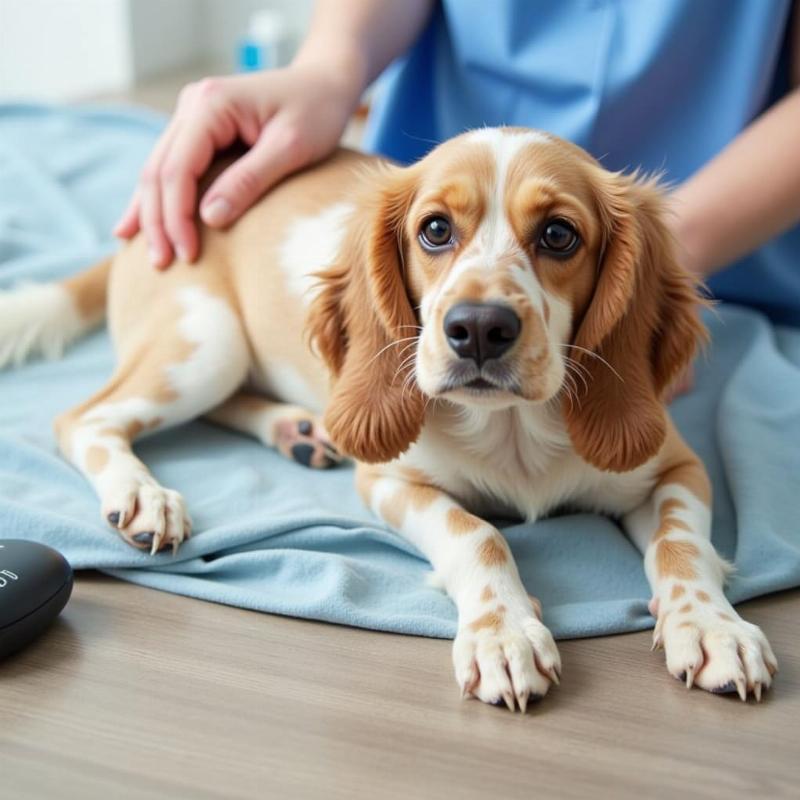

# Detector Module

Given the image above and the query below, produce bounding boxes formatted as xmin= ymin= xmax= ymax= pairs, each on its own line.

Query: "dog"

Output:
xmin=0 ymin=127 xmax=777 ymax=710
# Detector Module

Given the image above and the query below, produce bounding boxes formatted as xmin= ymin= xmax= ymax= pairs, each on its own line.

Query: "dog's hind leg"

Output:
xmin=206 ymin=392 xmax=340 ymax=468
xmin=55 ymin=287 xmax=250 ymax=553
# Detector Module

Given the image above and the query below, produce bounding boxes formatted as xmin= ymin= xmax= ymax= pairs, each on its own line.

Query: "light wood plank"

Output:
xmin=2 ymin=574 xmax=798 ymax=799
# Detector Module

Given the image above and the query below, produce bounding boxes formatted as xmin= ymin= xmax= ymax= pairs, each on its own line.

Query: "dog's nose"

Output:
xmin=443 ymin=303 xmax=521 ymax=365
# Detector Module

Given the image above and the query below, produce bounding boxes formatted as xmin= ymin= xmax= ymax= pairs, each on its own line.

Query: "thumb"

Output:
xmin=200 ymin=117 xmax=309 ymax=227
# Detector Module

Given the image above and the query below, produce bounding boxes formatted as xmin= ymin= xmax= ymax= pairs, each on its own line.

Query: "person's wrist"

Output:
xmin=292 ymin=40 xmax=368 ymax=111
xmin=666 ymin=191 xmax=711 ymax=280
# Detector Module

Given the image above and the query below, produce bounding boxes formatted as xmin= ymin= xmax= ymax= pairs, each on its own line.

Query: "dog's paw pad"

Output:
xmin=274 ymin=415 xmax=340 ymax=469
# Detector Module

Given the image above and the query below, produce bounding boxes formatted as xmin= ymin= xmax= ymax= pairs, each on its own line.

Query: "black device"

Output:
xmin=0 ymin=540 xmax=73 ymax=660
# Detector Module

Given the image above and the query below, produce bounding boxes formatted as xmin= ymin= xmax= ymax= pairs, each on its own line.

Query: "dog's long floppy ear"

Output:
xmin=564 ymin=169 xmax=708 ymax=472
xmin=307 ymin=165 xmax=426 ymax=463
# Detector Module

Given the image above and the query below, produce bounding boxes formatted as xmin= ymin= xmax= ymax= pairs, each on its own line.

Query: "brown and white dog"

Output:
xmin=0 ymin=127 xmax=777 ymax=709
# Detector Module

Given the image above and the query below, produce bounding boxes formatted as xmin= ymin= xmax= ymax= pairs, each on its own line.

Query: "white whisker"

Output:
xmin=559 ymin=343 xmax=624 ymax=384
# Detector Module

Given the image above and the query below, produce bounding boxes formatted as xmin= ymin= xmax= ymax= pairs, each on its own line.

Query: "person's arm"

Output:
xmin=296 ymin=0 xmax=434 ymax=89
xmin=670 ymin=5 xmax=800 ymax=278
xmin=115 ymin=0 xmax=435 ymax=269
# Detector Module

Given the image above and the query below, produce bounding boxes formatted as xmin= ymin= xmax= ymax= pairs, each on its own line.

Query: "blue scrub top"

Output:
xmin=364 ymin=0 xmax=800 ymax=325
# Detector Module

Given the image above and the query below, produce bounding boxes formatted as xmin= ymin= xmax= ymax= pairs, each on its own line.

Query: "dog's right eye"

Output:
xmin=419 ymin=217 xmax=453 ymax=250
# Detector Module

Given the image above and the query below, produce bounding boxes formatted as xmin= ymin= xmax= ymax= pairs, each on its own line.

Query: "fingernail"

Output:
xmin=149 ymin=246 xmax=162 ymax=266
xmin=176 ymin=244 xmax=188 ymax=263
xmin=202 ymin=197 xmax=232 ymax=226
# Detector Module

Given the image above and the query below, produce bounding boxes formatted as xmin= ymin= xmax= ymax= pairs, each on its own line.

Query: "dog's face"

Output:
xmin=401 ymin=129 xmax=604 ymax=409
xmin=311 ymin=128 xmax=705 ymax=470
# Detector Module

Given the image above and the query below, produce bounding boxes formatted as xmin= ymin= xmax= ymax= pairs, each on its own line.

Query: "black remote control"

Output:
xmin=0 ymin=540 xmax=73 ymax=660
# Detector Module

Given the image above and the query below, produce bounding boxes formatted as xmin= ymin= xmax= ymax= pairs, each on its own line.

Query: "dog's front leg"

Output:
xmin=356 ymin=464 xmax=560 ymax=711
xmin=623 ymin=431 xmax=778 ymax=700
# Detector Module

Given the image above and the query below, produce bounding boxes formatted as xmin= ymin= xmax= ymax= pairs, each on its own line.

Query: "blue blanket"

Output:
xmin=1 ymin=104 xmax=799 ymax=640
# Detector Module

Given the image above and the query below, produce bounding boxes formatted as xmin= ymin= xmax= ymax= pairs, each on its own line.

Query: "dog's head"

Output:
xmin=310 ymin=128 xmax=706 ymax=470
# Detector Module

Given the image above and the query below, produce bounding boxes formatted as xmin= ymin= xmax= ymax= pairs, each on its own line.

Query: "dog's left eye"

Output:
xmin=419 ymin=217 xmax=453 ymax=250
xmin=538 ymin=219 xmax=580 ymax=257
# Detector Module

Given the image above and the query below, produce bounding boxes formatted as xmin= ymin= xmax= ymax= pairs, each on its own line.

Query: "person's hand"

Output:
xmin=114 ymin=62 xmax=362 ymax=268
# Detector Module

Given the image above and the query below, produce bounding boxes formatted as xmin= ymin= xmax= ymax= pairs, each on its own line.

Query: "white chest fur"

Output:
xmin=399 ymin=401 xmax=656 ymax=522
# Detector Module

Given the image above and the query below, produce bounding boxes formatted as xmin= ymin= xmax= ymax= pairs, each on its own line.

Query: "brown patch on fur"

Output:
xmin=55 ymin=305 xmax=198 ymax=449
xmin=62 ymin=257 xmax=111 ymax=323
xmin=718 ymin=612 xmax=734 ymax=622
xmin=670 ymin=584 xmax=686 ymax=600
xmin=309 ymin=164 xmax=426 ymax=463
xmin=480 ymin=585 xmax=495 ymax=602
xmin=355 ymin=465 xmax=380 ymax=504
xmin=696 ymin=590 xmax=711 ymax=603
xmin=660 ymin=498 xmax=688 ymax=516
xmin=562 ymin=170 xmax=708 ymax=473
xmin=469 ymin=610 xmax=504 ymax=633
xmin=447 ymin=507 xmax=482 ymax=535
xmin=477 ymin=535 xmax=509 ymax=567
xmin=656 ymin=540 xmax=700 ymax=579
xmin=656 ymin=422 xmax=713 ymax=506
xmin=407 ymin=482 xmax=440 ymax=512
xmin=678 ymin=621 xmax=694 ymax=629
xmin=85 ymin=445 xmax=109 ymax=474
xmin=679 ymin=603 xmax=693 ymax=614
xmin=376 ymin=478 xmax=441 ymax=530
xmin=453 ymin=277 xmax=487 ymax=303
xmin=398 ymin=466 xmax=434 ymax=485
xmin=98 ymin=417 xmax=163 ymax=443
xmin=379 ymin=492 xmax=406 ymax=530
xmin=653 ymin=515 xmax=693 ymax=540
xmin=429 ymin=177 xmax=486 ymax=219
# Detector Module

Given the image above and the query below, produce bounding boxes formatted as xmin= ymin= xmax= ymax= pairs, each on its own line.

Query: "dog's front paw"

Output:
xmin=102 ymin=478 xmax=191 ymax=555
xmin=654 ymin=590 xmax=778 ymax=701
xmin=453 ymin=603 xmax=560 ymax=712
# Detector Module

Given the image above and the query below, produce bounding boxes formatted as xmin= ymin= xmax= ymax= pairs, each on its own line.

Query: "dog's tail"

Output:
xmin=0 ymin=256 xmax=111 ymax=369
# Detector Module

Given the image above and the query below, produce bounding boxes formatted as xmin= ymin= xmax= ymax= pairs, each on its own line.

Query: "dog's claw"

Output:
xmin=150 ymin=532 xmax=164 ymax=556
xmin=685 ymin=667 xmax=696 ymax=689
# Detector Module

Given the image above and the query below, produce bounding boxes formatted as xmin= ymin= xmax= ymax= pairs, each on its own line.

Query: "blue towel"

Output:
xmin=1 ymin=104 xmax=799 ymax=640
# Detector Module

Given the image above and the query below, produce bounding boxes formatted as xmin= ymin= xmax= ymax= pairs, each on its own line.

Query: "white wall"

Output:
xmin=0 ymin=0 xmax=133 ymax=101
xmin=129 ymin=0 xmax=201 ymax=81
xmin=0 ymin=0 xmax=313 ymax=102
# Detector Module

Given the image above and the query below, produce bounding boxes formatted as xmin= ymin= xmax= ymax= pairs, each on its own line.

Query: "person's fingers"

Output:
xmin=200 ymin=115 xmax=310 ymax=228
xmin=159 ymin=132 xmax=218 ymax=264
xmin=113 ymin=188 xmax=142 ymax=239
xmin=138 ymin=120 xmax=185 ymax=268
xmin=139 ymin=160 xmax=173 ymax=269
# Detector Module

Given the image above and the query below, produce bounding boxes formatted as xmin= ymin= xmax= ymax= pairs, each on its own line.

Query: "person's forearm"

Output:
xmin=670 ymin=87 xmax=800 ymax=278
xmin=293 ymin=0 xmax=435 ymax=97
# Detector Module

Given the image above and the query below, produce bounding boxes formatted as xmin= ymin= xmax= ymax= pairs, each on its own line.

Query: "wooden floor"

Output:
xmin=2 ymin=574 xmax=798 ymax=799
